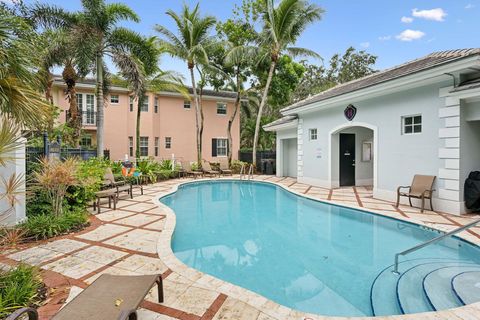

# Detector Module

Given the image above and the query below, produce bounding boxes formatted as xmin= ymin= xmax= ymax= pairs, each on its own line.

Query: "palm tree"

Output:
xmin=0 ymin=11 xmax=51 ymax=223
xmin=155 ymin=3 xmax=216 ymax=166
xmin=32 ymin=1 xmax=149 ymax=157
xmin=227 ymin=0 xmax=323 ymax=166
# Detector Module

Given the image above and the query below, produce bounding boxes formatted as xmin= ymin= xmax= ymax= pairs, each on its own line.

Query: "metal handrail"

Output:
xmin=239 ymin=164 xmax=245 ymax=180
xmin=248 ymin=164 xmax=254 ymax=180
xmin=392 ymin=218 xmax=480 ymax=274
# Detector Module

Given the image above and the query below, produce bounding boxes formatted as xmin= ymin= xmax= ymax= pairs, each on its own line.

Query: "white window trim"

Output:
xmin=309 ymin=128 xmax=318 ymax=141
xmin=139 ymin=136 xmax=149 ymax=157
xmin=401 ymin=114 xmax=422 ymax=135
xmin=110 ymin=94 xmax=119 ymax=104
xmin=216 ymin=102 xmax=227 ymax=116
xmin=165 ymin=137 xmax=172 ymax=149
xmin=216 ymin=138 xmax=228 ymax=157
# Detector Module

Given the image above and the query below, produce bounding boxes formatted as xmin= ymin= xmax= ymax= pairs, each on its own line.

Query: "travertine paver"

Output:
xmin=42 ymin=256 xmax=104 ymax=279
xmin=169 ymin=285 xmax=220 ymax=316
xmin=76 ymin=224 xmax=132 ymax=241
xmin=72 ymin=246 xmax=128 ymax=264
xmin=8 ymin=247 xmax=64 ymax=265
xmin=146 ymin=219 xmax=166 ymax=230
xmin=39 ymin=239 xmax=89 ymax=253
xmin=95 ymin=210 xmax=137 ymax=221
xmin=115 ymin=213 xmax=162 ymax=227
xmin=212 ymin=297 xmax=261 ymax=320
xmin=121 ymin=202 xmax=157 ymax=212
xmin=104 ymin=229 xmax=160 ymax=253
xmin=84 ymin=266 xmax=140 ymax=284
xmin=114 ymin=254 xmax=168 ymax=274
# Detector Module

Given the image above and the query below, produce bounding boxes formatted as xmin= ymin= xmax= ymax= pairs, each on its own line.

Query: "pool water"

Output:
xmin=160 ymin=180 xmax=480 ymax=317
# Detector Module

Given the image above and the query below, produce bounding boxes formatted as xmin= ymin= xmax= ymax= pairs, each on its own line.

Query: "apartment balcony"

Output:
xmin=66 ymin=111 xmax=96 ymax=128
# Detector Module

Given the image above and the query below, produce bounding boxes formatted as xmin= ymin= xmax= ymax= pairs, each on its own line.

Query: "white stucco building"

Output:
xmin=265 ymin=49 xmax=480 ymax=215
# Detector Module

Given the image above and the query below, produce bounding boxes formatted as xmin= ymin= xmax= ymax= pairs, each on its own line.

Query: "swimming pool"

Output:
xmin=160 ymin=180 xmax=480 ymax=317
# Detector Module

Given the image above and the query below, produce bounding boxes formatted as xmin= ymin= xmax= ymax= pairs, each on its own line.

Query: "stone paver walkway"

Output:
xmin=1 ymin=175 xmax=480 ymax=320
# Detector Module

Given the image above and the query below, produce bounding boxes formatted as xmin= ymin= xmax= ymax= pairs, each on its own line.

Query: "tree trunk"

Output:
xmin=228 ymin=67 xmax=242 ymax=167
xmin=44 ymin=73 xmax=55 ymax=134
xmin=96 ymin=52 xmax=104 ymax=157
xmin=252 ymin=61 xmax=276 ymax=168
xmin=189 ymin=67 xmax=202 ymax=167
xmin=135 ymin=93 xmax=145 ymax=159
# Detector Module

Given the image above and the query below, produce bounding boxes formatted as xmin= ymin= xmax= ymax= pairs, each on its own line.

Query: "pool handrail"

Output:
xmin=392 ymin=217 xmax=480 ymax=274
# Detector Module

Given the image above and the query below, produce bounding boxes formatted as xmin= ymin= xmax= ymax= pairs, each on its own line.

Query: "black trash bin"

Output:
xmin=265 ymin=159 xmax=275 ymax=175
xmin=465 ymin=171 xmax=480 ymax=210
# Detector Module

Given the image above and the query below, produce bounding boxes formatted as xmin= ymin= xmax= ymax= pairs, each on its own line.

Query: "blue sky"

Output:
xmin=18 ymin=0 xmax=480 ymax=79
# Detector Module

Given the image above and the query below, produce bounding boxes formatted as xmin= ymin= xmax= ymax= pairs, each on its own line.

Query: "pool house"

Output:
xmin=265 ymin=49 xmax=480 ymax=215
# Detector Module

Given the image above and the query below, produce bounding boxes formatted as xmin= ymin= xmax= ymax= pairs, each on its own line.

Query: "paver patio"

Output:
xmin=1 ymin=175 xmax=480 ymax=320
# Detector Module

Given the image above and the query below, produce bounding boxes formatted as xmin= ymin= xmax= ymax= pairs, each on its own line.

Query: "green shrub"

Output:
xmin=0 ymin=264 xmax=42 ymax=318
xmin=26 ymin=190 xmax=52 ymax=217
xmin=231 ymin=160 xmax=248 ymax=173
xmin=190 ymin=162 xmax=200 ymax=171
xmin=22 ymin=210 xmax=89 ymax=240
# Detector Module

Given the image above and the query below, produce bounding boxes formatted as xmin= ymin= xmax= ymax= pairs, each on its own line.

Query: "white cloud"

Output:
xmin=360 ymin=42 xmax=370 ymax=48
xmin=465 ymin=4 xmax=475 ymax=9
xmin=401 ymin=16 xmax=414 ymax=23
xmin=412 ymin=8 xmax=447 ymax=21
xmin=378 ymin=35 xmax=391 ymax=41
xmin=396 ymin=29 xmax=426 ymax=42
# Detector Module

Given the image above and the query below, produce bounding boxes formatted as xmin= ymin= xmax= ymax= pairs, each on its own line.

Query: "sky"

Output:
xmin=14 ymin=0 xmax=480 ymax=79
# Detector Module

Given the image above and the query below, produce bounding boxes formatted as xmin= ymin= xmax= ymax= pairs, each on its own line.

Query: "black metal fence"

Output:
xmin=239 ymin=150 xmax=276 ymax=174
xmin=26 ymin=146 xmax=99 ymax=174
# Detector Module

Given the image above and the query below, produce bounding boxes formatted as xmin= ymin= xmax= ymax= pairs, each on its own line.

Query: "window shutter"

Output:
xmin=226 ymin=140 xmax=229 ymax=155
xmin=212 ymin=139 xmax=217 ymax=157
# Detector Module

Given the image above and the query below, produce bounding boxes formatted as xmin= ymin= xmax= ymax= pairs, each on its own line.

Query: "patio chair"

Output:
xmin=6 ymin=274 xmax=163 ymax=320
xmin=219 ymin=159 xmax=233 ymax=176
xmin=202 ymin=161 xmax=220 ymax=177
xmin=396 ymin=175 xmax=436 ymax=213
xmin=181 ymin=161 xmax=203 ymax=179
xmin=104 ymin=168 xmax=133 ymax=199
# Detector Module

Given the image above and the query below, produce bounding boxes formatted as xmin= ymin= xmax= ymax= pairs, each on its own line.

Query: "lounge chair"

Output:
xmin=6 ymin=274 xmax=163 ymax=320
xmin=219 ymin=159 xmax=233 ymax=176
xmin=181 ymin=161 xmax=203 ymax=179
xmin=104 ymin=168 xmax=133 ymax=199
xmin=202 ymin=161 xmax=220 ymax=177
xmin=396 ymin=175 xmax=436 ymax=213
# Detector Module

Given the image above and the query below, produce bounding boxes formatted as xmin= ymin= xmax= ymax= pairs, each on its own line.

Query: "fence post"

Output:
xmin=43 ymin=131 xmax=49 ymax=156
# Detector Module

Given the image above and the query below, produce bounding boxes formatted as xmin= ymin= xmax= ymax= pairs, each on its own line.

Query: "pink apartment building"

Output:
xmin=51 ymin=77 xmax=240 ymax=162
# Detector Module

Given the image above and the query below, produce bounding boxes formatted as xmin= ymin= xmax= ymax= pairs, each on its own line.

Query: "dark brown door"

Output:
xmin=340 ymin=133 xmax=355 ymax=186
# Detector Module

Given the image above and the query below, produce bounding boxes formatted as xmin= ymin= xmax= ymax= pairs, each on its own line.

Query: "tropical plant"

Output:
xmin=156 ymin=3 xmax=216 ymax=167
xmin=32 ymin=157 xmax=79 ymax=217
xmin=22 ymin=209 xmax=88 ymax=240
xmin=0 ymin=264 xmax=43 ymax=318
xmin=32 ymin=0 xmax=150 ymax=157
xmin=227 ymin=0 xmax=323 ymax=165
xmin=0 ymin=9 xmax=51 ymax=225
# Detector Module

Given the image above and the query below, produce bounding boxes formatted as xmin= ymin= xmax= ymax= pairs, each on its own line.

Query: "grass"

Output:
xmin=0 ymin=265 xmax=43 ymax=318
xmin=22 ymin=209 xmax=89 ymax=240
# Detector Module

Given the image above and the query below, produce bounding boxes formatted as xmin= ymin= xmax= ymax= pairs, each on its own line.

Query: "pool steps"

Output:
xmin=370 ymin=258 xmax=480 ymax=316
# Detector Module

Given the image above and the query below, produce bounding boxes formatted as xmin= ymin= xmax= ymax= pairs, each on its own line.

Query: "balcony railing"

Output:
xmin=66 ymin=111 xmax=96 ymax=126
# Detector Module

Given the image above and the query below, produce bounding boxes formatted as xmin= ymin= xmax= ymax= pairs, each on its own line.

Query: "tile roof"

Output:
xmin=52 ymin=76 xmax=237 ymax=99
xmin=282 ymin=48 xmax=480 ymax=113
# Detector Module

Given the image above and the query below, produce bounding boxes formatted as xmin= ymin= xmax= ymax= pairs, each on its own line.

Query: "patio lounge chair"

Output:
xmin=181 ymin=161 xmax=203 ymax=179
xmin=6 ymin=274 xmax=163 ymax=320
xmin=104 ymin=168 xmax=133 ymax=199
xmin=202 ymin=161 xmax=220 ymax=177
xmin=396 ymin=175 xmax=436 ymax=213
xmin=219 ymin=159 xmax=233 ymax=176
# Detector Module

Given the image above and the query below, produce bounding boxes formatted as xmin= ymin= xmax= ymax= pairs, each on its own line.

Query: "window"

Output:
xmin=129 ymin=96 xmax=134 ymax=112
xmin=110 ymin=94 xmax=119 ymax=104
xmin=216 ymin=102 xmax=227 ymax=115
xmin=76 ymin=93 xmax=83 ymax=111
xmin=85 ymin=94 xmax=95 ymax=125
xmin=165 ymin=137 xmax=171 ymax=149
xmin=155 ymin=137 xmax=159 ymax=156
xmin=212 ymin=138 xmax=228 ymax=157
xmin=128 ymin=136 xmax=134 ymax=157
xmin=309 ymin=128 xmax=318 ymax=140
xmin=184 ymin=100 xmax=191 ymax=109
xmin=402 ymin=115 xmax=422 ymax=134
xmin=80 ymin=134 xmax=92 ymax=148
xmin=154 ymin=97 xmax=158 ymax=113
xmin=139 ymin=137 xmax=149 ymax=157
xmin=140 ymin=95 xmax=149 ymax=112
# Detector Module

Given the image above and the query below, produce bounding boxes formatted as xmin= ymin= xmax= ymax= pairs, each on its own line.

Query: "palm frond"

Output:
xmin=286 ymin=47 xmax=320 ymax=59
xmin=0 ymin=118 xmax=22 ymax=166
xmin=105 ymin=3 xmax=140 ymax=23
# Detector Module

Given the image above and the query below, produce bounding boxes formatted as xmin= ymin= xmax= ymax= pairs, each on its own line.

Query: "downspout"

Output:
xmin=444 ymin=73 xmax=457 ymax=88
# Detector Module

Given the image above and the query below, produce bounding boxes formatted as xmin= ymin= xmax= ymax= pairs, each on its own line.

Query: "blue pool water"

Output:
xmin=160 ymin=180 xmax=480 ymax=317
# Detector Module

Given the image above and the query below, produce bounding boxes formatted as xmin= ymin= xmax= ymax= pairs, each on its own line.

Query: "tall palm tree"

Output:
xmin=32 ymin=1 xmax=149 ymax=157
xmin=228 ymin=0 xmax=322 ymax=166
xmin=155 ymin=4 xmax=216 ymax=166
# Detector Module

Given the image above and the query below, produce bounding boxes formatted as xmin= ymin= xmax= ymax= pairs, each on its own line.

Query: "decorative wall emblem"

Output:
xmin=344 ymin=104 xmax=357 ymax=121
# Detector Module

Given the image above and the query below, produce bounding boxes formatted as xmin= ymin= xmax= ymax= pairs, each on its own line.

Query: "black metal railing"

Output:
xmin=66 ymin=111 xmax=96 ymax=126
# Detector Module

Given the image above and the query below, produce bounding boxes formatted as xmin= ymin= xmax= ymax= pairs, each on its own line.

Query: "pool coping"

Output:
xmin=153 ymin=177 xmax=480 ymax=320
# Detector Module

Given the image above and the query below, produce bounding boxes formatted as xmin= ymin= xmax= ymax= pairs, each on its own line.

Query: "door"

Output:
xmin=340 ymin=133 xmax=355 ymax=186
